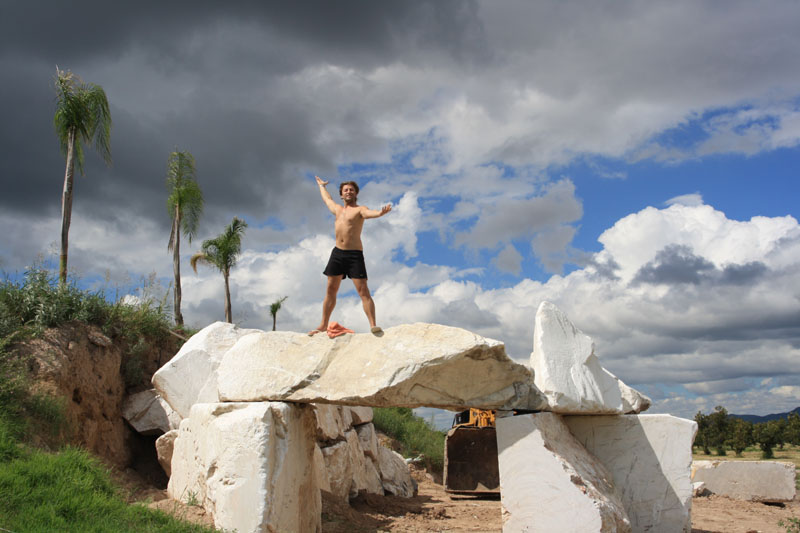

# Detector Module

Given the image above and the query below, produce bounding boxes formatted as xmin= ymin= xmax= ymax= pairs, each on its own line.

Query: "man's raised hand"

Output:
xmin=380 ymin=204 xmax=392 ymax=216
xmin=315 ymin=175 xmax=329 ymax=187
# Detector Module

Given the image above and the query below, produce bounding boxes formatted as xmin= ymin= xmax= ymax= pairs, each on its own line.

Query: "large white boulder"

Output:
xmin=155 ymin=429 xmax=178 ymax=477
xmin=217 ymin=323 xmax=546 ymax=411
xmin=321 ymin=440 xmax=354 ymax=501
xmin=496 ymin=412 xmax=631 ymax=533
xmin=152 ymin=322 xmax=259 ymax=418
xmin=344 ymin=429 xmax=384 ymax=497
xmin=376 ymin=446 xmax=417 ymax=497
xmin=313 ymin=403 xmax=352 ymax=442
xmin=564 ymin=414 xmax=696 ymax=533
xmin=121 ymin=389 xmax=180 ymax=435
xmin=531 ymin=302 xmax=650 ymax=414
xmin=168 ymin=402 xmax=320 ymax=533
xmin=691 ymin=460 xmax=797 ymax=502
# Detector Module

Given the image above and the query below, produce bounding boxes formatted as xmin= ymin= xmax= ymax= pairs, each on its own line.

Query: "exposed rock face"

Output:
xmin=168 ymin=402 xmax=320 ymax=533
xmin=20 ymin=323 xmax=129 ymax=466
xmin=121 ymin=389 xmax=180 ymax=435
xmin=376 ymin=446 xmax=417 ymax=497
xmin=496 ymin=412 xmax=632 ymax=532
xmin=564 ymin=414 xmax=696 ymax=533
xmin=530 ymin=302 xmax=650 ymax=414
xmin=692 ymin=460 xmax=797 ymax=502
xmin=216 ymin=323 xmax=546 ymax=411
xmin=152 ymin=321 xmax=260 ymax=419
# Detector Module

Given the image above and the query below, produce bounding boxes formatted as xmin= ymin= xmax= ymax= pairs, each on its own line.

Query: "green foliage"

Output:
xmin=191 ymin=217 xmax=248 ymax=276
xmin=779 ymin=516 xmax=800 ymax=533
xmin=708 ymin=406 xmax=730 ymax=456
xmin=693 ymin=410 xmax=712 ymax=455
xmin=727 ymin=417 xmax=754 ymax=456
xmin=786 ymin=413 xmax=800 ymax=446
xmin=270 ymin=296 xmax=288 ymax=331
xmin=53 ymin=68 xmax=112 ymax=174
xmin=373 ymin=407 xmax=446 ymax=473
xmin=166 ymin=150 xmax=204 ymax=247
xmin=0 ymin=441 xmax=217 ymax=532
xmin=753 ymin=419 xmax=784 ymax=459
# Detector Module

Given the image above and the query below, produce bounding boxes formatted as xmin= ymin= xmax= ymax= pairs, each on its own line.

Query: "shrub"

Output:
xmin=373 ymin=407 xmax=446 ymax=473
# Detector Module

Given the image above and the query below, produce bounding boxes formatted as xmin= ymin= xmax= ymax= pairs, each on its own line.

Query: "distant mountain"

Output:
xmin=730 ymin=406 xmax=800 ymax=423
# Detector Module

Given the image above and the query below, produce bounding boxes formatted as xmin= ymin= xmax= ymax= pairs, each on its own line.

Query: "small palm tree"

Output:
xmin=270 ymin=296 xmax=288 ymax=331
xmin=166 ymin=150 xmax=203 ymax=326
xmin=190 ymin=217 xmax=248 ymax=323
xmin=53 ymin=68 xmax=112 ymax=285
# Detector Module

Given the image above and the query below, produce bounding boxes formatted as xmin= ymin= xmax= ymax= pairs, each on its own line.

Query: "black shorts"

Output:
xmin=323 ymin=247 xmax=368 ymax=279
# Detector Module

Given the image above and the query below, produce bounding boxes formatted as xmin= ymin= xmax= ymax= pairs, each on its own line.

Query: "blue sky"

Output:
xmin=1 ymin=1 xmax=799 ymax=427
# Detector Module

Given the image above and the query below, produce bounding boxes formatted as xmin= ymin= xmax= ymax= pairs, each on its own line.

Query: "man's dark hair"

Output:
xmin=339 ymin=181 xmax=359 ymax=197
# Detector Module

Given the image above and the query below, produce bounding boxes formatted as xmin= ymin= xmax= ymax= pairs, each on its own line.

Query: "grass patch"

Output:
xmin=373 ymin=407 xmax=446 ymax=474
xmin=0 ymin=422 xmax=216 ymax=532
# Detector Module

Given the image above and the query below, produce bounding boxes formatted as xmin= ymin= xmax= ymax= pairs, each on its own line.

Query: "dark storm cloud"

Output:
xmin=632 ymin=244 xmax=769 ymax=287
xmin=0 ymin=0 xmax=487 ymax=234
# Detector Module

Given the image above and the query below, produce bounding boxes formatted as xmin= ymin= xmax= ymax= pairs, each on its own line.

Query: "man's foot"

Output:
xmin=308 ymin=329 xmax=325 ymax=336
xmin=370 ymin=326 xmax=383 ymax=335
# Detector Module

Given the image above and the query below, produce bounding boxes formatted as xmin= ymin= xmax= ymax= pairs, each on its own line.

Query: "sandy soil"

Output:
xmin=125 ymin=465 xmax=800 ymax=532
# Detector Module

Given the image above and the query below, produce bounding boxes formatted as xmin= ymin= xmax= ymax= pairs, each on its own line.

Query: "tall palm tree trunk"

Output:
xmin=172 ymin=206 xmax=184 ymax=326
xmin=223 ymin=270 xmax=232 ymax=323
xmin=272 ymin=315 xmax=277 ymax=331
xmin=59 ymin=130 xmax=76 ymax=285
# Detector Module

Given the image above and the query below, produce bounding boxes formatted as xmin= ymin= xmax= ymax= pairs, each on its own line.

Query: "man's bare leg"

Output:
xmin=309 ymin=275 xmax=343 ymax=335
xmin=352 ymin=278 xmax=379 ymax=331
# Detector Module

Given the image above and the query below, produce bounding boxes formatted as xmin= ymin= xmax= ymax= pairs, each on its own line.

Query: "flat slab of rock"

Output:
xmin=152 ymin=322 xmax=259 ymax=418
xmin=496 ymin=412 xmax=631 ymax=533
xmin=530 ymin=301 xmax=650 ymax=414
xmin=217 ymin=323 xmax=546 ymax=411
xmin=564 ymin=414 xmax=696 ymax=533
xmin=692 ymin=460 xmax=797 ymax=502
xmin=168 ymin=401 xmax=320 ymax=533
xmin=121 ymin=389 xmax=180 ymax=435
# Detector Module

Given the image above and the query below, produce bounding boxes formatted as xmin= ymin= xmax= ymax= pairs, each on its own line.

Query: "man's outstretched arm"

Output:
xmin=362 ymin=204 xmax=392 ymax=219
xmin=315 ymin=176 xmax=339 ymax=214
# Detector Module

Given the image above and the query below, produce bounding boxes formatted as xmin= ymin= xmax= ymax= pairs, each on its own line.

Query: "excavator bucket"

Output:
xmin=443 ymin=425 xmax=500 ymax=494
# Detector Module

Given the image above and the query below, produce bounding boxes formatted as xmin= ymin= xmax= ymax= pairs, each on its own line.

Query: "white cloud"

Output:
xmin=665 ymin=193 xmax=704 ymax=207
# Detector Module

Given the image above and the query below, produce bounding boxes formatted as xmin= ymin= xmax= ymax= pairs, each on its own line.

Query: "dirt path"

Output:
xmin=137 ymin=467 xmax=800 ymax=532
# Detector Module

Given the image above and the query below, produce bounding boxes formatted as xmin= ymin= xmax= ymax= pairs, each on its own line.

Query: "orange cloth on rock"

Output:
xmin=326 ymin=321 xmax=354 ymax=338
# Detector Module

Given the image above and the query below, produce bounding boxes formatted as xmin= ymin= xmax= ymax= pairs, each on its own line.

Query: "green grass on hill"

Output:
xmin=373 ymin=407 xmax=446 ymax=473
xmin=0 ymin=267 xmax=218 ymax=532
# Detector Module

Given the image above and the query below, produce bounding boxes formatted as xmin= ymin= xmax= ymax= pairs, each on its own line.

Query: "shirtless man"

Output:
xmin=309 ymin=175 xmax=392 ymax=335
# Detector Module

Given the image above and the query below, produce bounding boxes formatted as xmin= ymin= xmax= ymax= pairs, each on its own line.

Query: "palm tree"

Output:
xmin=53 ymin=68 xmax=112 ymax=285
xmin=270 ymin=296 xmax=288 ymax=331
xmin=190 ymin=217 xmax=248 ymax=323
xmin=166 ymin=150 xmax=203 ymax=326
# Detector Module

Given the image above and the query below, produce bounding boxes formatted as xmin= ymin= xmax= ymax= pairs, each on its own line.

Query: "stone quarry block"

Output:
xmin=169 ymin=402 xmax=320 ymax=533
xmin=321 ymin=440 xmax=354 ymax=501
xmin=496 ymin=412 xmax=631 ymax=533
xmin=377 ymin=446 xmax=417 ymax=497
xmin=152 ymin=322 xmax=259 ymax=418
xmin=155 ymin=429 xmax=178 ymax=477
xmin=345 ymin=429 xmax=384 ymax=497
xmin=217 ymin=323 xmax=546 ymax=411
xmin=530 ymin=301 xmax=650 ymax=414
xmin=691 ymin=460 xmax=797 ymax=502
xmin=313 ymin=443 xmax=331 ymax=492
xmin=121 ymin=388 xmax=181 ymax=435
xmin=313 ymin=403 xmax=352 ymax=442
xmin=349 ymin=406 xmax=374 ymax=425
xmin=564 ymin=414 xmax=696 ymax=533
xmin=355 ymin=422 xmax=379 ymax=460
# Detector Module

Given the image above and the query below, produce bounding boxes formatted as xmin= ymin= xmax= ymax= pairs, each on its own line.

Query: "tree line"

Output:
xmin=53 ymin=68 xmax=286 ymax=328
xmin=694 ymin=406 xmax=800 ymax=459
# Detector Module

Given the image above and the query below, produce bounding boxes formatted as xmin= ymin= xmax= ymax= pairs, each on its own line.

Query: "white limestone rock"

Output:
xmin=121 ymin=389 xmax=181 ymax=435
xmin=313 ymin=443 xmax=331 ymax=492
xmin=530 ymin=301 xmax=650 ymax=414
xmin=313 ymin=403 xmax=352 ymax=442
xmin=155 ymin=429 xmax=178 ymax=477
xmin=355 ymin=422 xmax=379 ymax=460
xmin=376 ymin=446 xmax=417 ymax=497
xmin=168 ymin=402 xmax=320 ymax=533
xmin=152 ymin=322 xmax=259 ymax=418
xmin=321 ymin=440 xmax=353 ymax=501
xmin=349 ymin=406 xmax=374 ymax=425
xmin=218 ymin=323 xmax=546 ymax=411
xmin=345 ymin=429 xmax=384 ymax=497
xmin=496 ymin=412 xmax=631 ymax=533
xmin=691 ymin=460 xmax=797 ymax=502
xmin=564 ymin=414 xmax=696 ymax=533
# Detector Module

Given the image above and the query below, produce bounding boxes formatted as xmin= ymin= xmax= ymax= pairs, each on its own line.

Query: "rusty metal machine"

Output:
xmin=443 ymin=408 xmax=500 ymax=494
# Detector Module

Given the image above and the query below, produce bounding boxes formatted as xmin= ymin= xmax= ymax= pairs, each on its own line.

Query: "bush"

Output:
xmin=373 ymin=407 xmax=446 ymax=473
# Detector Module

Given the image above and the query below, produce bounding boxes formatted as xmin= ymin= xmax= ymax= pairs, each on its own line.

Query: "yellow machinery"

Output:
xmin=443 ymin=408 xmax=500 ymax=494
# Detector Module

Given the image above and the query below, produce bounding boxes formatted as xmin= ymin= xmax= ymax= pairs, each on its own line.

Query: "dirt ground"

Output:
xmin=130 ymin=464 xmax=799 ymax=532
